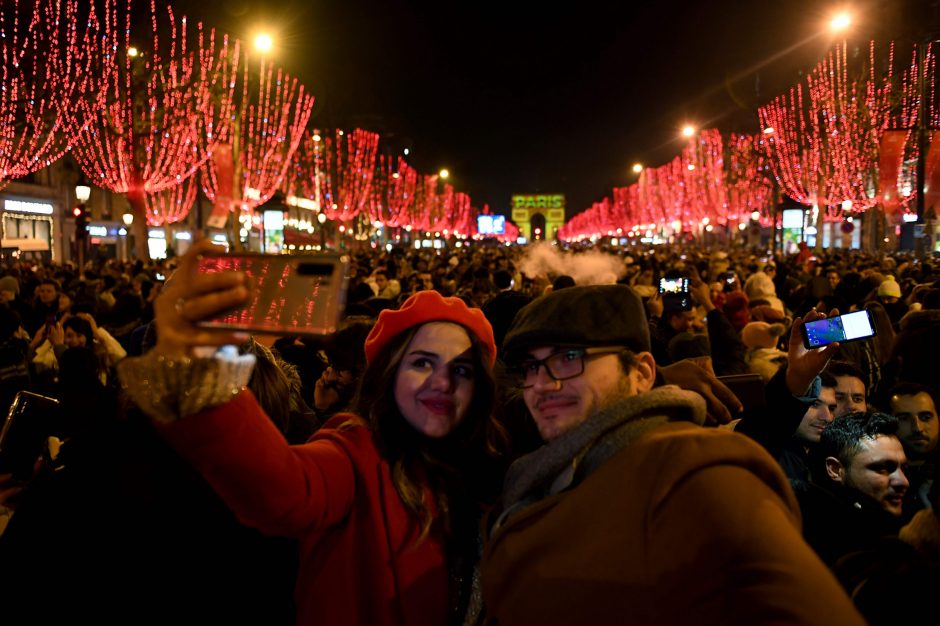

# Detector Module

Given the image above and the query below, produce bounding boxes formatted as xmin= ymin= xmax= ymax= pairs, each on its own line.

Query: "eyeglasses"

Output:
xmin=511 ymin=347 xmax=625 ymax=388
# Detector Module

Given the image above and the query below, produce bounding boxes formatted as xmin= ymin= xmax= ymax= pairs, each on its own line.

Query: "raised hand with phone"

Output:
xmin=118 ymin=238 xmax=507 ymax=626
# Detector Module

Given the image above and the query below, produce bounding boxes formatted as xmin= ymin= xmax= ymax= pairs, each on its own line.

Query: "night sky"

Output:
xmin=170 ymin=0 xmax=937 ymax=219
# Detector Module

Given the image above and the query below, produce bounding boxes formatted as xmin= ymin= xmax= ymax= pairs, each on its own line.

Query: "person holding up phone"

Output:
xmin=118 ymin=240 xmax=508 ymax=626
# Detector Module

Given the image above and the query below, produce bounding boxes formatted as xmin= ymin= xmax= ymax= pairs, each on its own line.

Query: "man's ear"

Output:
xmin=633 ymin=352 xmax=657 ymax=393
xmin=825 ymin=456 xmax=845 ymax=484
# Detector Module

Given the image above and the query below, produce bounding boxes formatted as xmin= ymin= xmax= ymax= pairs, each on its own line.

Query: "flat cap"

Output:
xmin=503 ymin=284 xmax=650 ymax=358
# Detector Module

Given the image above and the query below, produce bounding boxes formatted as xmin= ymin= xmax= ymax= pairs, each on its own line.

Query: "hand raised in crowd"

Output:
xmin=75 ymin=312 xmax=99 ymax=334
xmin=46 ymin=322 xmax=65 ymax=346
xmin=647 ymin=292 xmax=664 ymax=318
xmin=659 ymin=356 xmax=742 ymax=425
xmin=313 ymin=367 xmax=345 ymax=411
xmin=785 ymin=308 xmax=840 ymax=396
xmin=154 ymin=239 xmax=252 ymax=358
xmin=687 ymin=268 xmax=715 ymax=312
xmin=29 ymin=325 xmax=47 ymax=350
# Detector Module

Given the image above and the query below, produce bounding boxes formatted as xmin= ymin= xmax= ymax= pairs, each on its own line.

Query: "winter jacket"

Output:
xmin=161 ymin=390 xmax=450 ymax=626
xmin=482 ymin=386 xmax=864 ymax=626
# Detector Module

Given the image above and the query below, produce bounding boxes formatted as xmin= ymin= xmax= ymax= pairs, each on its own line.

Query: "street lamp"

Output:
xmin=75 ymin=184 xmax=91 ymax=204
xmin=122 ymin=211 xmax=134 ymax=261
xmin=73 ymin=183 xmax=91 ymax=271
xmin=254 ymin=33 xmax=274 ymax=54
xmin=631 ymin=163 xmax=643 ymax=174
xmin=829 ymin=12 xmax=852 ymax=33
xmin=681 ymin=125 xmax=696 ymax=138
xmin=439 ymin=168 xmax=450 ymax=179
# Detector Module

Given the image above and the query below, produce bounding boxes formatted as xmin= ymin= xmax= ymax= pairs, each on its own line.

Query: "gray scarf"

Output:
xmin=494 ymin=386 xmax=706 ymax=530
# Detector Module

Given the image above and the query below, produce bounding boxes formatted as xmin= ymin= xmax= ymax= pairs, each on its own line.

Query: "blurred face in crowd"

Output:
xmin=394 ymin=322 xmax=475 ymax=438
xmin=667 ymin=310 xmax=696 ymax=334
xmin=827 ymin=271 xmax=840 ymax=290
xmin=0 ymin=289 xmax=15 ymax=304
xmin=63 ymin=327 xmax=87 ymax=348
xmin=418 ymin=272 xmax=434 ymax=291
xmin=834 ymin=376 xmax=867 ymax=417
xmin=827 ymin=435 xmax=909 ymax=517
xmin=58 ymin=292 xmax=72 ymax=313
xmin=374 ymin=273 xmax=388 ymax=292
xmin=37 ymin=283 xmax=58 ymax=305
xmin=796 ymin=387 xmax=837 ymax=444
xmin=521 ymin=346 xmax=655 ymax=442
xmin=891 ymin=392 xmax=939 ymax=460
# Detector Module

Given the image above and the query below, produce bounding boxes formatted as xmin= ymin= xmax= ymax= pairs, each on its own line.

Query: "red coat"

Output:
xmin=162 ymin=390 xmax=449 ymax=626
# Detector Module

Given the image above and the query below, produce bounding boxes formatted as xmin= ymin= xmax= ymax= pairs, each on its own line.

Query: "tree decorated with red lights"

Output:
xmin=68 ymin=0 xmax=240 ymax=258
xmin=0 ymin=0 xmax=88 ymax=188
xmin=368 ymin=154 xmax=418 ymax=228
xmin=726 ymin=133 xmax=774 ymax=223
xmin=298 ymin=128 xmax=380 ymax=223
xmin=758 ymin=41 xmax=924 ymax=219
xmin=202 ymin=56 xmax=314 ymax=221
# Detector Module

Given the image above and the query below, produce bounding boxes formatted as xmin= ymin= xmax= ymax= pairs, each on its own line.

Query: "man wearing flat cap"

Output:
xmin=480 ymin=284 xmax=864 ymax=626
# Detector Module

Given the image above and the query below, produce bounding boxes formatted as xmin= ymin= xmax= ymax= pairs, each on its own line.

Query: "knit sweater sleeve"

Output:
xmin=159 ymin=389 xmax=357 ymax=538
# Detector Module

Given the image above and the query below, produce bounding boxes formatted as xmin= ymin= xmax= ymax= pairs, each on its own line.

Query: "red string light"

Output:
xmin=0 ymin=0 xmax=86 ymax=188
xmin=145 ymin=172 xmax=198 ymax=226
xmin=202 ymin=56 xmax=314 ymax=216
xmin=68 ymin=0 xmax=239 ymax=228
xmin=313 ymin=128 xmax=380 ymax=222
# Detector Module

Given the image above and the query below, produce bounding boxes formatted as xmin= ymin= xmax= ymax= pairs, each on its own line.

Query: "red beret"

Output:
xmin=363 ymin=290 xmax=496 ymax=366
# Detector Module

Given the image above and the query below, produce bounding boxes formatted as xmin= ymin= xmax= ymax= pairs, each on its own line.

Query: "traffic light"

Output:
xmin=73 ymin=205 xmax=88 ymax=239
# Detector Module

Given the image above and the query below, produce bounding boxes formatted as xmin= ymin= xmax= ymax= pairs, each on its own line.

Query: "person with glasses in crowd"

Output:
xmin=481 ymin=284 xmax=865 ymax=626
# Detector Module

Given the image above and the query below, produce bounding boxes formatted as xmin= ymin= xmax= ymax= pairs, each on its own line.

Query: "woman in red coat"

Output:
xmin=119 ymin=240 xmax=507 ymax=626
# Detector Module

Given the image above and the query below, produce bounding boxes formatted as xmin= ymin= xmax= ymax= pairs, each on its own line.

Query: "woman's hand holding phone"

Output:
xmin=154 ymin=239 xmax=252 ymax=358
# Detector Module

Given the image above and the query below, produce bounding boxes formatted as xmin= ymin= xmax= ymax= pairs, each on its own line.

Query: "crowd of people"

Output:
xmin=0 ymin=239 xmax=937 ymax=625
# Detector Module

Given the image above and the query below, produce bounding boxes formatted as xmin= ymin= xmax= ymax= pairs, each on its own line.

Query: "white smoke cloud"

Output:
xmin=517 ymin=242 xmax=625 ymax=286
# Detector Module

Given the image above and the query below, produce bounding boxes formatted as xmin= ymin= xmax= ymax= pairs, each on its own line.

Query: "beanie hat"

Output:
xmin=0 ymin=276 xmax=19 ymax=296
xmin=877 ymin=276 xmax=901 ymax=299
xmin=722 ymin=291 xmax=751 ymax=332
xmin=743 ymin=271 xmax=776 ymax=300
xmin=503 ymin=284 xmax=650 ymax=358
xmin=364 ymin=290 xmax=496 ymax=366
xmin=741 ymin=321 xmax=787 ymax=350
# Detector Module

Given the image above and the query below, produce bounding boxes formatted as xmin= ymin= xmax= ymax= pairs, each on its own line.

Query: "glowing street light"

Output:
xmin=254 ymin=33 xmax=274 ymax=54
xmin=681 ymin=125 xmax=696 ymax=138
xmin=829 ymin=12 xmax=851 ymax=33
xmin=439 ymin=168 xmax=450 ymax=179
xmin=127 ymin=46 xmax=139 ymax=58
xmin=631 ymin=163 xmax=643 ymax=174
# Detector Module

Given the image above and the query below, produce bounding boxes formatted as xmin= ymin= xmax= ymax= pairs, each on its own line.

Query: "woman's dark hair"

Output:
xmin=350 ymin=322 xmax=506 ymax=542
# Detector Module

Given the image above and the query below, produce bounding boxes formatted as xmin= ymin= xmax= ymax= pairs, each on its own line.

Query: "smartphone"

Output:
xmin=195 ymin=252 xmax=350 ymax=336
xmin=658 ymin=277 xmax=689 ymax=294
xmin=717 ymin=373 xmax=766 ymax=411
xmin=801 ymin=310 xmax=876 ymax=349
xmin=0 ymin=391 xmax=61 ymax=480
